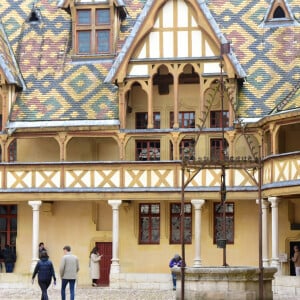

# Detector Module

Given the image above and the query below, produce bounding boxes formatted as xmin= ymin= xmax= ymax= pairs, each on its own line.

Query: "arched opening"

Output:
xmin=153 ymin=65 xmax=173 ymax=95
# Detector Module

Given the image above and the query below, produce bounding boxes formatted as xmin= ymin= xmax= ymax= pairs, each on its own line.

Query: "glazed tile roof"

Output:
xmin=0 ymin=21 xmax=24 ymax=88
xmin=208 ymin=0 xmax=300 ymax=117
xmin=0 ymin=0 xmax=299 ymax=126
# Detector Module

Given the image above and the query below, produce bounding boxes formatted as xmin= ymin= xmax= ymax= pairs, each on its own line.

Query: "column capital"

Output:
xmin=108 ymin=200 xmax=122 ymax=209
xmin=268 ymin=196 xmax=280 ymax=208
xmin=191 ymin=199 xmax=205 ymax=209
xmin=28 ymin=200 xmax=42 ymax=210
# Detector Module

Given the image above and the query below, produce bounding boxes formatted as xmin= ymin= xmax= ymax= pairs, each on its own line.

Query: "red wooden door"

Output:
xmin=96 ymin=242 xmax=112 ymax=286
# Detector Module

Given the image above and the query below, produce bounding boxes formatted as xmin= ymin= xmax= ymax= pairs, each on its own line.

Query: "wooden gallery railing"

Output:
xmin=0 ymin=152 xmax=298 ymax=199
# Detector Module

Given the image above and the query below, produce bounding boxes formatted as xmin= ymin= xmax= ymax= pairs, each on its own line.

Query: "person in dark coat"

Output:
xmin=39 ymin=242 xmax=47 ymax=258
xmin=32 ymin=250 xmax=56 ymax=300
xmin=3 ymin=244 xmax=16 ymax=273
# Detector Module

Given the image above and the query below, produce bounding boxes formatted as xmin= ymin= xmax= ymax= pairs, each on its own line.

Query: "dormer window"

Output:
xmin=273 ymin=6 xmax=285 ymax=19
xmin=76 ymin=7 xmax=111 ymax=55
xmin=27 ymin=5 xmax=41 ymax=24
xmin=69 ymin=1 xmax=127 ymax=59
xmin=260 ymin=0 xmax=299 ymax=28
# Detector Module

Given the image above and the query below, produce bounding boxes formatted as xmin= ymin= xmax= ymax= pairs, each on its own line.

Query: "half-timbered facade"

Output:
xmin=0 ymin=0 xmax=300 ymax=292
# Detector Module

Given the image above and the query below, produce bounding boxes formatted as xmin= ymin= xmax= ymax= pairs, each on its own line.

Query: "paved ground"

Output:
xmin=0 ymin=285 xmax=176 ymax=300
xmin=0 ymin=285 xmax=297 ymax=299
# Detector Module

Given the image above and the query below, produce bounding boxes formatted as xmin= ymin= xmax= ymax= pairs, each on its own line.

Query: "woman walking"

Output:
xmin=89 ymin=246 xmax=102 ymax=287
xmin=32 ymin=250 xmax=56 ymax=300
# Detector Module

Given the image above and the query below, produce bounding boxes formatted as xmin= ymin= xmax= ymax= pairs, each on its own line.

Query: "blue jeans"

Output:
xmin=5 ymin=262 xmax=14 ymax=273
xmin=172 ymin=272 xmax=177 ymax=288
xmin=61 ymin=279 xmax=76 ymax=300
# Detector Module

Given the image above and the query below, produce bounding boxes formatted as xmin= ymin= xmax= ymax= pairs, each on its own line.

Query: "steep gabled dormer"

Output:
xmin=260 ymin=0 xmax=299 ymax=28
xmin=58 ymin=0 xmax=127 ymax=59
xmin=105 ymin=0 xmax=246 ymax=130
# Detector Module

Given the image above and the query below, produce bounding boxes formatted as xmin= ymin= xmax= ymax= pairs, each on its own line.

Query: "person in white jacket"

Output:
xmin=89 ymin=246 xmax=103 ymax=287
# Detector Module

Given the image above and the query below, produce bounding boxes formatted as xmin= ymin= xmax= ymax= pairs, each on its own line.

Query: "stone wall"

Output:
xmin=174 ymin=266 xmax=277 ymax=300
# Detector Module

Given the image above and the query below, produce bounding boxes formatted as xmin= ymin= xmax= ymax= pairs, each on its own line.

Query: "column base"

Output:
xmin=193 ymin=258 xmax=202 ymax=268
xmin=110 ymin=259 xmax=120 ymax=274
xmin=262 ymin=258 xmax=270 ymax=267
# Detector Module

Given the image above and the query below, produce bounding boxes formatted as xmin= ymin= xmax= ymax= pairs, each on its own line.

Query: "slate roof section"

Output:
xmin=0 ymin=21 xmax=24 ymax=88
xmin=208 ymin=0 xmax=300 ymax=117
xmin=1 ymin=0 xmax=119 ymax=124
xmin=0 ymin=0 xmax=299 ymax=127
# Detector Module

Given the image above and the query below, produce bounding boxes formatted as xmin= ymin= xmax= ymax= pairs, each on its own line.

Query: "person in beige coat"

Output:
xmin=59 ymin=245 xmax=79 ymax=300
xmin=89 ymin=247 xmax=102 ymax=287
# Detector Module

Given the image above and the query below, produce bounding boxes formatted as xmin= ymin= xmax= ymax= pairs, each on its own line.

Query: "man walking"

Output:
xmin=59 ymin=245 xmax=79 ymax=300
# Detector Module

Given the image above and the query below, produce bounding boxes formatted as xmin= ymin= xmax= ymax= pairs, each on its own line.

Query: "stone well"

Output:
xmin=174 ymin=266 xmax=277 ymax=300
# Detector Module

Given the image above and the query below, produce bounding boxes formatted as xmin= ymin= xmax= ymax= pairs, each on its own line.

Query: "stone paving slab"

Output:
xmin=0 ymin=285 xmax=297 ymax=300
xmin=0 ymin=285 xmax=176 ymax=300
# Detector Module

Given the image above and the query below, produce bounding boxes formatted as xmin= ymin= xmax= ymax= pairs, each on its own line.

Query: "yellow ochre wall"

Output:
xmin=12 ymin=198 xmax=299 ymax=279
xmin=14 ymin=201 xmax=111 ymax=284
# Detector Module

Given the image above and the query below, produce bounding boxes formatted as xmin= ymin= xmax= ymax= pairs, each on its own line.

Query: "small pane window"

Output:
xmin=170 ymin=111 xmax=195 ymax=128
xmin=97 ymin=30 xmax=110 ymax=53
xmin=214 ymin=202 xmax=234 ymax=244
xmin=78 ymin=31 xmax=91 ymax=53
xmin=170 ymin=139 xmax=195 ymax=160
xmin=0 ymin=205 xmax=17 ymax=247
xmin=180 ymin=139 xmax=194 ymax=161
xmin=154 ymin=113 xmax=160 ymax=129
xmin=136 ymin=112 xmax=160 ymax=129
xmin=96 ymin=9 xmax=110 ymax=24
xmin=139 ymin=203 xmax=160 ymax=244
xmin=210 ymin=139 xmax=229 ymax=160
xmin=170 ymin=203 xmax=192 ymax=244
xmin=210 ymin=111 xmax=229 ymax=128
xmin=78 ymin=10 xmax=91 ymax=25
xmin=75 ymin=7 xmax=111 ymax=55
xmin=136 ymin=140 xmax=160 ymax=161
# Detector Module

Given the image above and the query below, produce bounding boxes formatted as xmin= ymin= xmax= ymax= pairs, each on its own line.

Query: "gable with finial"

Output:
xmin=105 ymin=0 xmax=246 ymax=84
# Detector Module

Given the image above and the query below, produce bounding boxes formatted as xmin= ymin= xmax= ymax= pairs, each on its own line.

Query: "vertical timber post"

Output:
xmin=181 ymin=165 xmax=185 ymax=299
xmin=258 ymin=157 xmax=264 ymax=299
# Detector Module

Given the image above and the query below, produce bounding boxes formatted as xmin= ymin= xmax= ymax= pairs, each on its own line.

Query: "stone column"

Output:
xmin=268 ymin=196 xmax=279 ymax=271
xmin=191 ymin=199 xmax=205 ymax=267
xmin=262 ymin=199 xmax=270 ymax=267
xmin=257 ymin=199 xmax=270 ymax=267
xmin=28 ymin=200 xmax=42 ymax=272
xmin=108 ymin=200 xmax=122 ymax=274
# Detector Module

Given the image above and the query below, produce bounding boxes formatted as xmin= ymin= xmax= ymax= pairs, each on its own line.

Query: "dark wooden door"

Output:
xmin=96 ymin=242 xmax=112 ymax=286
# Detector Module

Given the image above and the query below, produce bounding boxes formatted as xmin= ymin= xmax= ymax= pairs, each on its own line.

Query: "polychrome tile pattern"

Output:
xmin=208 ymin=0 xmax=300 ymax=117
xmin=0 ymin=0 xmax=118 ymax=122
xmin=0 ymin=0 xmax=299 ymax=122
xmin=0 ymin=23 xmax=22 ymax=85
